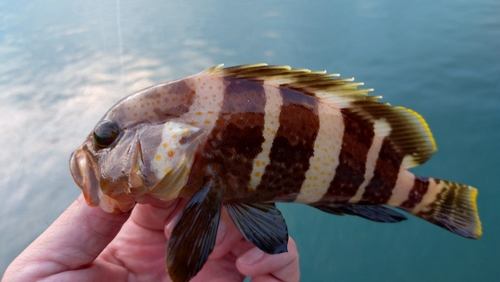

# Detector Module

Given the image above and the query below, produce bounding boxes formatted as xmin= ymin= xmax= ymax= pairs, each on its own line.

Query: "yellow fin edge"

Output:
xmin=395 ymin=106 xmax=437 ymax=152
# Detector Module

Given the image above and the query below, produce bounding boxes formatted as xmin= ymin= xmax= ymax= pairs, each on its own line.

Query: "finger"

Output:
xmin=236 ymin=237 xmax=300 ymax=282
xmin=208 ymin=206 xmax=245 ymax=259
xmin=4 ymin=194 xmax=129 ymax=280
xmin=131 ymin=196 xmax=183 ymax=232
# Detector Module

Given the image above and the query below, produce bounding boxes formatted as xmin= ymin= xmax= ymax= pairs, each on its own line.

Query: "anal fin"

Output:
xmin=313 ymin=203 xmax=407 ymax=223
xmin=166 ymin=175 xmax=225 ymax=282
xmin=224 ymin=202 xmax=288 ymax=254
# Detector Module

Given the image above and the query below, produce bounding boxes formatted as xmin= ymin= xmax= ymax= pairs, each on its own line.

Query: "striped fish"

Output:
xmin=70 ymin=64 xmax=482 ymax=282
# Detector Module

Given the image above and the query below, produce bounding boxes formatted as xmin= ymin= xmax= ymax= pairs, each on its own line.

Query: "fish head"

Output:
xmin=70 ymin=82 xmax=206 ymax=213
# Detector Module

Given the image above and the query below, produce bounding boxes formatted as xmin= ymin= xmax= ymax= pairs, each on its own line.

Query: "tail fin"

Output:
xmin=401 ymin=177 xmax=482 ymax=239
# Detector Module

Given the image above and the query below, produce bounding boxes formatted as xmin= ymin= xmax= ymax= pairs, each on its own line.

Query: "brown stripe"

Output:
xmin=359 ymin=138 xmax=403 ymax=204
xmin=416 ymin=180 xmax=456 ymax=229
xmin=255 ymin=87 xmax=319 ymax=201
xmin=400 ymin=175 xmax=429 ymax=209
xmin=153 ymin=80 xmax=195 ymax=119
xmin=203 ymin=78 xmax=267 ymax=197
xmin=323 ymin=109 xmax=374 ymax=202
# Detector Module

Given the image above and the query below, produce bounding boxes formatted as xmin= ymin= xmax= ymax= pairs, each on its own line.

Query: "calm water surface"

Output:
xmin=1 ymin=0 xmax=499 ymax=281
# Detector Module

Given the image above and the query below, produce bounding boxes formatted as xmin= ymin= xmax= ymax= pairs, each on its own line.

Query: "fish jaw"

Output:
xmin=70 ymin=146 xmax=101 ymax=207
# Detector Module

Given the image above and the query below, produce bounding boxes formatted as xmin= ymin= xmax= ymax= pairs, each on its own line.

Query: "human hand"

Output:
xmin=3 ymin=194 xmax=300 ymax=282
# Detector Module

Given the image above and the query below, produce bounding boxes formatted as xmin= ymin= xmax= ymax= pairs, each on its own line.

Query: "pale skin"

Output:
xmin=3 ymin=195 xmax=300 ymax=282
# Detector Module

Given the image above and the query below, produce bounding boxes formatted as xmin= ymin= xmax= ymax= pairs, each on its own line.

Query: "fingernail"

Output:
xmin=165 ymin=216 xmax=178 ymax=237
xmin=215 ymin=221 xmax=226 ymax=246
xmin=238 ymin=247 xmax=265 ymax=265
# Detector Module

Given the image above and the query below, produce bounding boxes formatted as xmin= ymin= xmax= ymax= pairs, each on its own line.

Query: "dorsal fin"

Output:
xmin=205 ymin=64 xmax=437 ymax=167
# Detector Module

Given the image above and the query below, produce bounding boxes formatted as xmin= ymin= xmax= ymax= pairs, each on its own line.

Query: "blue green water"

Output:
xmin=1 ymin=0 xmax=499 ymax=280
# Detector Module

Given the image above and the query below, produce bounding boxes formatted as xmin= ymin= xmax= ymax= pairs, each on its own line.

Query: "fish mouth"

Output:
xmin=70 ymin=144 xmax=137 ymax=214
xmin=70 ymin=147 xmax=101 ymax=207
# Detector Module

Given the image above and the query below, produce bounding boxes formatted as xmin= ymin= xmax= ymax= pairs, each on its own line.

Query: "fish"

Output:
xmin=69 ymin=64 xmax=482 ymax=282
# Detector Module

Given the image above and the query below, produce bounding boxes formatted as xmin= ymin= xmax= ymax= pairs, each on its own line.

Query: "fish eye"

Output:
xmin=93 ymin=120 xmax=121 ymax=149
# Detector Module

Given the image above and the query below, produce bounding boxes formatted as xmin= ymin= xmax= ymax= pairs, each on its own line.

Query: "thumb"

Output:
xmin=5 ymin=194 xmax=129 ymax=280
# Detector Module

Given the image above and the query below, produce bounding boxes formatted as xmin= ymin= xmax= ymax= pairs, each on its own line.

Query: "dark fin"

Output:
xmin=314 ymin=203 xmax=407 ymax=223
xmin=224 ymin=202 xmax=288 ymax=254
xmin=207 ymin=64 xmax=436 ymax=168
xmin=166 ymin=176 xmax=225 ymax=282
xmin=405 ymin=178 xmax=482 ymax=239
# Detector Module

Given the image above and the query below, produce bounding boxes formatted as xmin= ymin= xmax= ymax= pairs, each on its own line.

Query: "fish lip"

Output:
xmin=69 ymin=146 xmax=101 ymax=207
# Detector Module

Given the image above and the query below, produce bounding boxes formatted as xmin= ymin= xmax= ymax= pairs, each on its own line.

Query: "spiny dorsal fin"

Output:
xmin=206 ymin=64 xmax=437 ymax=167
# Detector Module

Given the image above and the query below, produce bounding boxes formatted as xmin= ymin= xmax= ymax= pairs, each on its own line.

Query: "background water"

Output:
xmin=1 ymin=0 xmax=499 ymax=280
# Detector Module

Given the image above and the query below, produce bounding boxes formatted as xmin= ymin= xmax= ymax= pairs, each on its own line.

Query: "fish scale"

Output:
xmin=70 ymin=64 xmax=482 ymax=282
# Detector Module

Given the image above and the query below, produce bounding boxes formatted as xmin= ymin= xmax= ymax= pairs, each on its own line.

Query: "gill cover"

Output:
xmin=146 ymin=121 xmax=206 ymax=201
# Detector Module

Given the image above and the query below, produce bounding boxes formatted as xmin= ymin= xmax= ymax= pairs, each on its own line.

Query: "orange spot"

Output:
xmin=203 ymin=96 xmax=208 ymax=100
xmin=133 ymin=113 xmax=138 ymax=117
xmin=165 ymin=98 xmax=170 ymax=103
xmin=207 ymin=111 xmax=214 ymax=114
xmin=196 ymin=112 xmax=202 ymax=116
xmin=140 ymin=104 xmax=144 ymax=108
xmin=217 ymin=102 xmax=222 ymax=107
xmin=322 ymin=180 xmax=327 ymax=184
xmin=133 ymin=105 xmax=137 ymax=108
xmin=144 ymin=111 xmax=149 ymax=115
xmin=155 ymin=154 xmax=162 ymax=161
xmin=164 ymin=168 xmax=170 ymax=174
xmin=254 ymin=171 xmax=261 ymax=177
xmin=191 ymin=90 xmax=196 ymax=95
xmin=197 ymin=77 xmax=201 ymax=81
xmin=212 ymin=94 xmax=217 ymax=98
xmin=255 ymin=160 xmax=261 ymax=167
xmin=217 ymin=86 xmax=222 ymax=90
xmin=172 ymin=134 xmax=178 ymax=138
xmin=147 ymin=102 xmax=150 ymax=106
xmin=204 ymin=119 xmax=211 ymax=124
xmin=190 ymin=83 xmax=195 ymax=87
xmin=209 ymin=86 xmax=213 ymax=90
xmin=314 ymin=166 xmax=319 ymax=171
xmin=163 ymin=142 xmax=168 ymax=148
xmin=188 ymin=121 xmax=198 ymax=126
xmin=168 ymin=151 xmax=174 ymax=157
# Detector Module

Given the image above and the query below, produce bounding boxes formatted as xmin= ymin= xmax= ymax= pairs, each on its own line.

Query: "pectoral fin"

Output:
xmin=224 ymin=202 xmax=288 ymax=254
xmin=166 ymin=176 xmax=225 ymax=282
xmin=314 ymin=204 xmax=407 ymax=223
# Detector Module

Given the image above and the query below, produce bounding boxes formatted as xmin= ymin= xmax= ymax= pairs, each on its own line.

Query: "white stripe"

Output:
xmin=348 ymin=119 xmax=391 ymax=204
xmin=386 ymin=166 xmax=415 ymax=206
xmin=248 ymin=83 xmax=283 ymax=190
xmin=294 ymin=103 xmax=344 ymax=204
